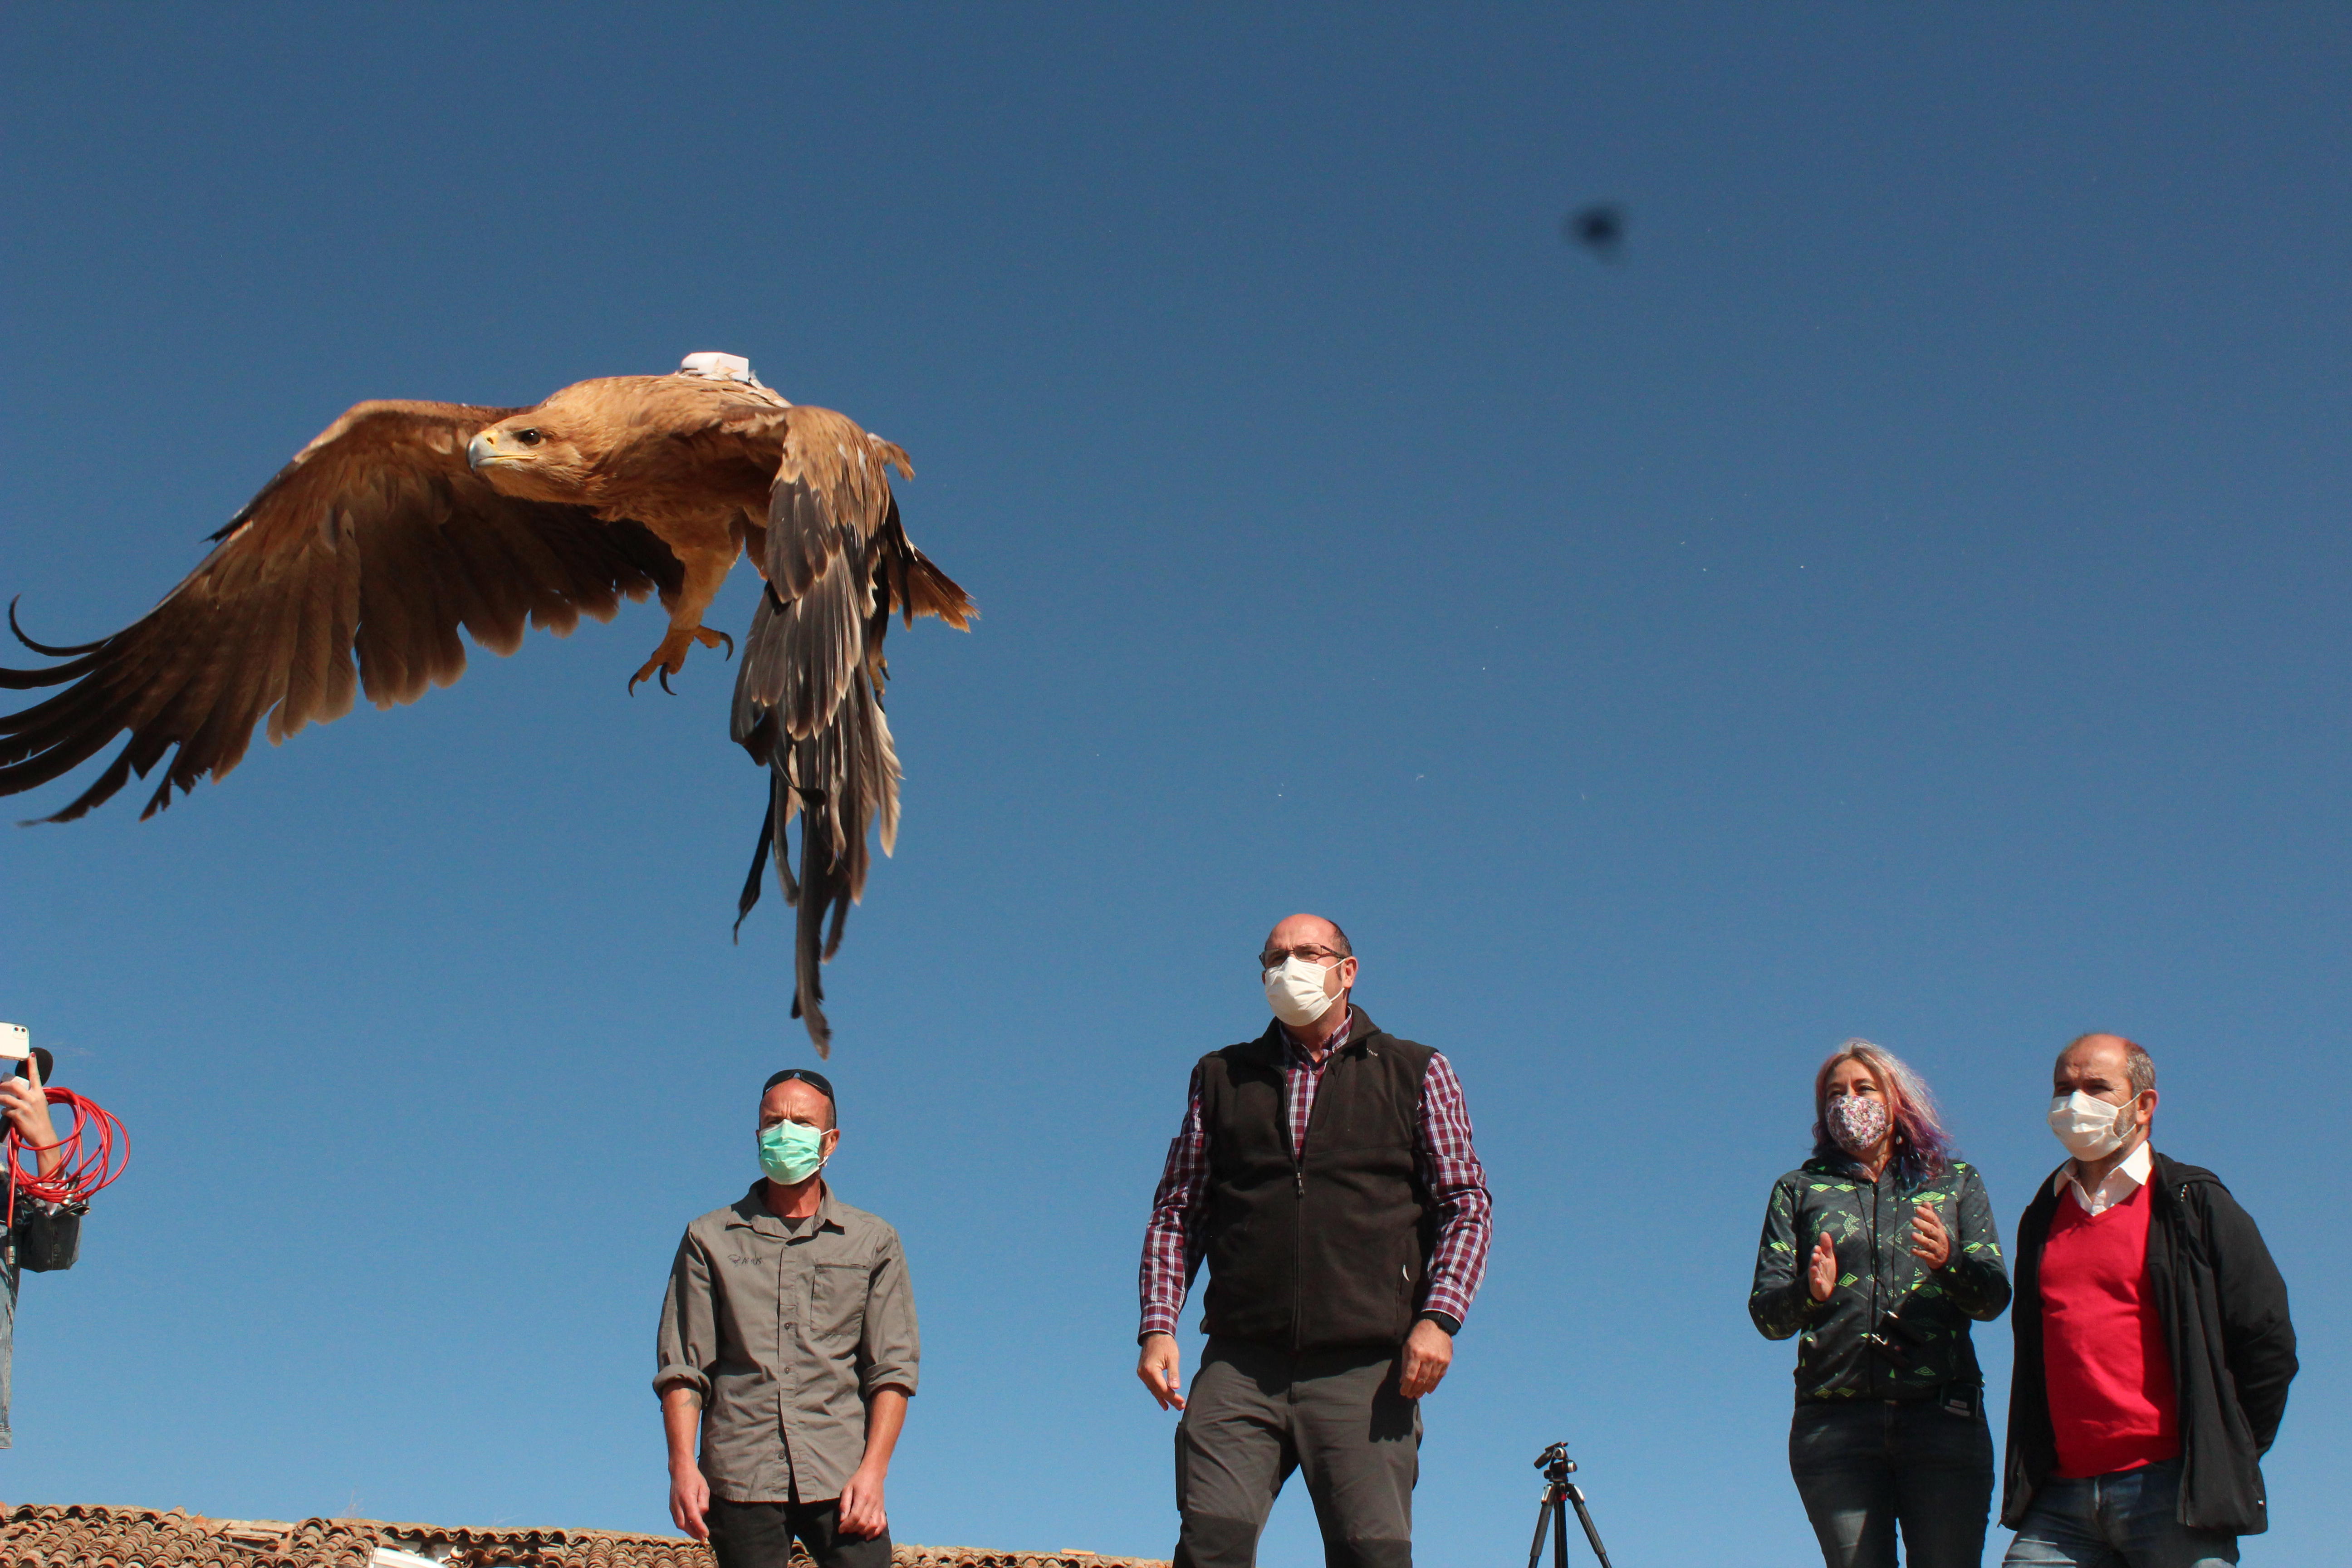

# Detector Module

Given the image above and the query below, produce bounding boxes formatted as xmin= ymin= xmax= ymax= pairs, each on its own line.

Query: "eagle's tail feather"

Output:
xmin=790 ymin=760 xmax=839 ymax=1059
xmin=903 ymin=550 xmax=975 ymax=632
xmin=733 ymin=794 xmax=777 ymax=942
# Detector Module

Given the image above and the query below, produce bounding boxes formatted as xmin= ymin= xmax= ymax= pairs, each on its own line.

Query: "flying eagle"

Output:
xmin=0 ymin=353 xmax=973 ymax=1054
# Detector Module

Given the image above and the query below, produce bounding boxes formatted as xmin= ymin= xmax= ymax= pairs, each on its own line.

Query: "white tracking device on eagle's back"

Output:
xmin=0 ymin=1023 xmax=28 ymax=1061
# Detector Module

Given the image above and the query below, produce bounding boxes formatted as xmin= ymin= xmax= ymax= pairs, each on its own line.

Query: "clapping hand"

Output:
xmin=1908 ymin=1203 xmax=1951 ymax=1271
xmin=1807 ymin=1230 xmax=1839 ymax=1302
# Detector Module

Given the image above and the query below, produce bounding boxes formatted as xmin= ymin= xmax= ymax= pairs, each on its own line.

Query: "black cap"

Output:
xmin=763 ymin=1068 xmax=836 ymax=1110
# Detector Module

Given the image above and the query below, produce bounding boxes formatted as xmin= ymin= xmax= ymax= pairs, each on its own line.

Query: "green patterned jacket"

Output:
xmin=1749 ymin=1155 xmax=2010 ymax=1402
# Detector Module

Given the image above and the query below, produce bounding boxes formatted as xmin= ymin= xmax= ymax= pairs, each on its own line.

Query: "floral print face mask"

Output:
xmin=1825 ymin=1093 xmax=1890 ymax=1156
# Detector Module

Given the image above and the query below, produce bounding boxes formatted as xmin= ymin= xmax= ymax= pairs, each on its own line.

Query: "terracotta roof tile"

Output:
xmin=0 ymin=1504 xmax=1168 ymax=1568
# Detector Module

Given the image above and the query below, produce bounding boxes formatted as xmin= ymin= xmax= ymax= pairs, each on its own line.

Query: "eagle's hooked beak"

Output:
xmin=466 ymin=432 xmax=503 ymax=471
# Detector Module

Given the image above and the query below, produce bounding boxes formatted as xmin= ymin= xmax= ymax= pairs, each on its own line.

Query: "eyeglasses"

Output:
xmin=1259 ymin=944 xmax=1348 ymax=970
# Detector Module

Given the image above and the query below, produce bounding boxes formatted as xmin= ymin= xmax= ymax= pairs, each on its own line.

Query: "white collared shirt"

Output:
xmin=2053 ymin=1139 xmax=2154 ymax=1216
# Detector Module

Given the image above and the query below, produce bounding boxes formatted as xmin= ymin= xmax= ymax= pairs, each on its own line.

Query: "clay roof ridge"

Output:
xmin=0 ymin=1502 xmax=1173 ymax=1568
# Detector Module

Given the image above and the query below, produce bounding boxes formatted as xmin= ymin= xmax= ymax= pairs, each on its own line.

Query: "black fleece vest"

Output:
xmin=1196 ymin=1007 xmax=1437 ymax=1353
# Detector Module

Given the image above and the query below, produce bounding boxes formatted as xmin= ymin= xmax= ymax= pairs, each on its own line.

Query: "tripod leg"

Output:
xmin=1524 ymin=1497 xmax=1552 ymax=1568
xmin=1566 ymin=1490 xmax=1613 ymax=1568
xmin=1553 ymin=1496 xmax=1569 ymax=1568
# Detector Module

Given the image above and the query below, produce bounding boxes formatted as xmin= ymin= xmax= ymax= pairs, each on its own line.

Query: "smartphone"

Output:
xmin=0 ymin=1028 xmax=51 ymax=1084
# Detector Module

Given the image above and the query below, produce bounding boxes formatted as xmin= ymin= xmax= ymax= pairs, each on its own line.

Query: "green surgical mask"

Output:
xmin=758 ymin=1120 xmax=829 ymax=1185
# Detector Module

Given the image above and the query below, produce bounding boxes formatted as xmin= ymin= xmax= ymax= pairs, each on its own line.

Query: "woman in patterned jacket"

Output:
xmin=1750 ymin=1040 xmax=2011 ymax=1568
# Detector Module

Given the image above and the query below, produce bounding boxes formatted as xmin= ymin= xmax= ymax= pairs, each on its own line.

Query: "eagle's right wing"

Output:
xmin=726 ymin=404 xmax=977 ymax=1054
xmin=738 ymin=405 xmax=897 ymax=745
xmin=0 ymin=400 xmax=683 ymax=821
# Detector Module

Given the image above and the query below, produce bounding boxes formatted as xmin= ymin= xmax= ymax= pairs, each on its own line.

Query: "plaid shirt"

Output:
xmin=1138 ymin=1006 xmax=1493 ymax=1340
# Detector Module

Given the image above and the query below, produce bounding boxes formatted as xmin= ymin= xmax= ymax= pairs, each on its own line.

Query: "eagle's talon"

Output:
xmin=630 ymin=625 xmax=727 ymax=694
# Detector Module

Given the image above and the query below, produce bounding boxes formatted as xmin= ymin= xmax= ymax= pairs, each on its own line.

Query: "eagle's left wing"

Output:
xmin=0 ymin=399 xmax=683 ymax=821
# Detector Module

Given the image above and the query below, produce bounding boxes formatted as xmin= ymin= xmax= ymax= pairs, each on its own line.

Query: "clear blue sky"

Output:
xmin=2 ymin=7 xmax=2346 ymax=1566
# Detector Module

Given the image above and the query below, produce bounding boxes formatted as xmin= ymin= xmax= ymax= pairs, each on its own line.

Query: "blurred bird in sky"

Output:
xmin=0 ymin=353 xmax=974 ymax=1054
xmin=1565 ymin=202 xmax=1628 ymax=260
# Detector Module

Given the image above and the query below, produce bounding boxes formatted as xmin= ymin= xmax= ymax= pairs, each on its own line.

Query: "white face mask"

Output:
xmin=2047 ymin=1090 xmax=2136 ymax=1160
xmin=1263 ymin=956 xmax=1340 ymax=1027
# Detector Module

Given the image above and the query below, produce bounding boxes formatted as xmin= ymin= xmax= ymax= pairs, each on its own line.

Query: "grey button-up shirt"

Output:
xmin=655 ymin=1182 xmax=919 ymax=1503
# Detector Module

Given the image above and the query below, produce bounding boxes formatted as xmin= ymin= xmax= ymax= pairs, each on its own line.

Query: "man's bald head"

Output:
xmin=2058 ymin=1033 xmax=2156 ymax=1099
xmin=1265 ymin=913 xmax=1352 ymax=959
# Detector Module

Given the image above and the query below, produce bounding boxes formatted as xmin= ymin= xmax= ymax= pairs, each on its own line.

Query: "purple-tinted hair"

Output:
xmin=1811 ymin=1039 xmax=1955 ymax=1183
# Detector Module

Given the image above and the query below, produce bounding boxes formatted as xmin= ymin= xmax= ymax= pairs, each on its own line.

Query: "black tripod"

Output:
xmin=1524 ymin=1442 xmax=1616 ymax=1568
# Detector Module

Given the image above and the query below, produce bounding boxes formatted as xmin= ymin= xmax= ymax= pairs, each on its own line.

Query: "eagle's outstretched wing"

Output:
xmin=0 ymin=400 xmax=683 ymax=821
xmin=729 ymin=404 xmax=973 ymax=1054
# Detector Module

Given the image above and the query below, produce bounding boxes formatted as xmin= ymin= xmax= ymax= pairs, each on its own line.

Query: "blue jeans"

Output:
xmin=1789 ymin=1398 xmax=1994 ymax=1568
xmin=2001 ymin=1458 xmax=2238 ymax=1568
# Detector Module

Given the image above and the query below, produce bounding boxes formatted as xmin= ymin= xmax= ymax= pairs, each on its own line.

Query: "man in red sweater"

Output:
xmin=1999 ymin=1035 xmax=2296 ymax=1568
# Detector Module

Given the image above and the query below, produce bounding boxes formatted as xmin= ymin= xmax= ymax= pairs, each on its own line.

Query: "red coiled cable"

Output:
xmin=7 ymin=1086 xmax=128 ymax=1229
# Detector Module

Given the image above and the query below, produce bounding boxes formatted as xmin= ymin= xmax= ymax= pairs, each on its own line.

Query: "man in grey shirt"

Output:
xmin=657 ymin=1068 xmax=919 ymax=1568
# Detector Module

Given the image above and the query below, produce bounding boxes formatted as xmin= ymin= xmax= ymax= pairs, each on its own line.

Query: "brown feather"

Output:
xmin=0 ymin=400 xmax=683 ymax=819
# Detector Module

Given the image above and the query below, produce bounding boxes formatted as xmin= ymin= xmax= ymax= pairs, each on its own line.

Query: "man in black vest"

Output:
xmin=1135 ymin=914 xmax=1494 ymax=1568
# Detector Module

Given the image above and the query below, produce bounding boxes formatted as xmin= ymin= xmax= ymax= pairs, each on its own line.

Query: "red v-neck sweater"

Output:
xmin=2040 ymin=1178 xmax=2181 ymax=1477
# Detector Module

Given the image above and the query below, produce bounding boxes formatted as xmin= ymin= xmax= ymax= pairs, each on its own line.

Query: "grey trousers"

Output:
xmin=1172 ymin=1336 xmax=1421 ymax=1568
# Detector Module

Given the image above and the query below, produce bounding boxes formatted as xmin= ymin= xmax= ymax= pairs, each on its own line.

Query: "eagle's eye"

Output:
xmin=514 ymin=428 xmax=544 ymax=447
